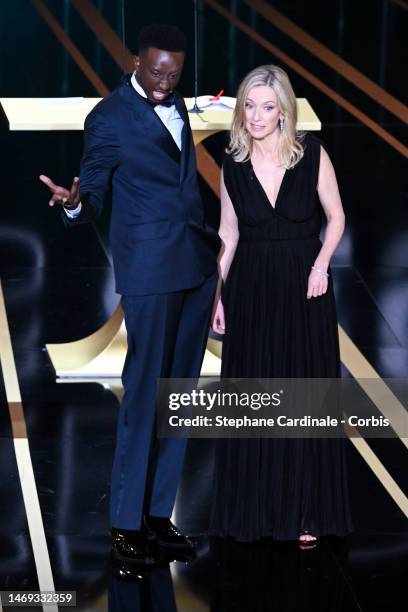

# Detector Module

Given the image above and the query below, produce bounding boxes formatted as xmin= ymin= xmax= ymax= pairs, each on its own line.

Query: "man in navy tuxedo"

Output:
xmin=40 ymin=24 xmax=219 ymax=566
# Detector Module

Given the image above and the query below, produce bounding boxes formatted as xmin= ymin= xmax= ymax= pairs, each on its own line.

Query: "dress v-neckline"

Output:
xmin=249 ymin=159 xmax=288 ymax=211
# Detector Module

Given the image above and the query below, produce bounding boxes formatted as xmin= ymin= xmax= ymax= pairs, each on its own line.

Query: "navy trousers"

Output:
xmin=110 ymin=274 xmax=217 ymax=529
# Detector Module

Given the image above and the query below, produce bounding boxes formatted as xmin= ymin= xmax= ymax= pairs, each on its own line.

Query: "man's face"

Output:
xmin=134 ymin=47 xmax=185 ymax=104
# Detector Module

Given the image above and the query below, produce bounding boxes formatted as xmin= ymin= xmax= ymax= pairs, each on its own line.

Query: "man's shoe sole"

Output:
xmin=111 ymin=549 xmax=155 ymax=565
xmin=149 ymin=536 xmax=195 ymax=550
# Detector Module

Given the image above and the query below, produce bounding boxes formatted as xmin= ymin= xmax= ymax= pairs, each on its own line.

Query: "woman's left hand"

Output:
xmin=307 ymin=268 xmax=328 ymax=299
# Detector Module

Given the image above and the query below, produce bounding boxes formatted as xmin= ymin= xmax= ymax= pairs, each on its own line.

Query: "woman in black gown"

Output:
xmin=210 ymin=65 xmax=353 ymax=545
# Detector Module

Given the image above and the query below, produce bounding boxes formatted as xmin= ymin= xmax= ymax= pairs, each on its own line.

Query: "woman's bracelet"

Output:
xmin=311 ymin=265 xmax=330 ymax=278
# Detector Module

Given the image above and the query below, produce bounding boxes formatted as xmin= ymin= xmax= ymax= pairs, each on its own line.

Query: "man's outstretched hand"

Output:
xmin=39 ymin=175 xmax=80 ymax=210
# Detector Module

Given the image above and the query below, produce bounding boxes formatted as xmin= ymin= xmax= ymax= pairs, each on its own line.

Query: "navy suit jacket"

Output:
xmin=66 ymin=75 xmax=220 ymax=295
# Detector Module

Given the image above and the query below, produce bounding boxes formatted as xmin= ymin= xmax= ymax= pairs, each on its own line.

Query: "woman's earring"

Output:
xmin=279 ymin=116 xmax=285 ymax=132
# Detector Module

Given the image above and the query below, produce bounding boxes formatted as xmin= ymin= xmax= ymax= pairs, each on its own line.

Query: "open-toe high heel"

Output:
xmin=298 ymin=530 xmax=318 ymax=550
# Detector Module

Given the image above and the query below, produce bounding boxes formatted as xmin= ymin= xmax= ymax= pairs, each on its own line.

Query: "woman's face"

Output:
xmin=244 ymin=85 xmax=282 ymax=140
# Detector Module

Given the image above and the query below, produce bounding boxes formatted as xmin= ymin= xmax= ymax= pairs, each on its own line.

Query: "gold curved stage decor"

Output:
xmin=46 ymin=310 xmax=224 ymax=379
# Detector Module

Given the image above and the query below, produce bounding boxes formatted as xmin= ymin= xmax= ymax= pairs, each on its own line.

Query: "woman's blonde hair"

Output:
xmin=227 ymin=65 xmax=305 ymax=168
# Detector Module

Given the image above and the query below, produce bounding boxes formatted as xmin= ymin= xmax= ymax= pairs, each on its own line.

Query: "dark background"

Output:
xmin=0 ymin=2 xmax=407 ymax=608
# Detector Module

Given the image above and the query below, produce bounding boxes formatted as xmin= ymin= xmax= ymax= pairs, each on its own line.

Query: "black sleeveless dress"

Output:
xmin=209 ymin=133 xmax=354 ymax=542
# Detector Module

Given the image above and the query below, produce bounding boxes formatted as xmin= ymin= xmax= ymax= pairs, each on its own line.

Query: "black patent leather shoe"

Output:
xmin=111 ymin=527 xmax=155 ymax=565
xmin=143 ymin=516 xmax=195 ymax=550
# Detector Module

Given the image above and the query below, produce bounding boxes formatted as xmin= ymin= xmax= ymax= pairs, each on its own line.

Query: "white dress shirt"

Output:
xmin=65 ymin=73 xmax=183 ymax=219
xmin=131 ymin=72 xmax=183 ymax=150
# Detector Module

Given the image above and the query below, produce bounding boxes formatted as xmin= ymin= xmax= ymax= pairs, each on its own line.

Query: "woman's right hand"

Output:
xmin=212 ymin=296 xmax=225 ymax=335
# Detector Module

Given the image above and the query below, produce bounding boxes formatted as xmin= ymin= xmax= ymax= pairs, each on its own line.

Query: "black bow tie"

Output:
xmin=150 ymin=93 xmax=176 ymax=108
xmin=125 ymin=75 xmax=176 ymax=109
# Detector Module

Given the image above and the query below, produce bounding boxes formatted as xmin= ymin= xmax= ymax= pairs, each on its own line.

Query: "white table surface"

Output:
xmin=0 ymin=97 xmax=321 ymax=131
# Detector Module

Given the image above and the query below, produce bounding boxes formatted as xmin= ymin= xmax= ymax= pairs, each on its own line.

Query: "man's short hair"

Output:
xmin=138 ymin=24 xmax=187 ymax=54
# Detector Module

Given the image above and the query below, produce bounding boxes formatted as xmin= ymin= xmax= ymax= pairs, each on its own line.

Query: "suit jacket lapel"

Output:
xmin=151 ymin=112 xmax=181 ymax=163
xmin=119 ymin=79 xmax=181 ymax=164
xmin=175 ymin=96 xmax=191 ymax=182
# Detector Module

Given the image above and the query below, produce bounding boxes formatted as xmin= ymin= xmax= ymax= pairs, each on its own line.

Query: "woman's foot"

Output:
xmin=298 ymin=531 xmax=318 ymax=549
